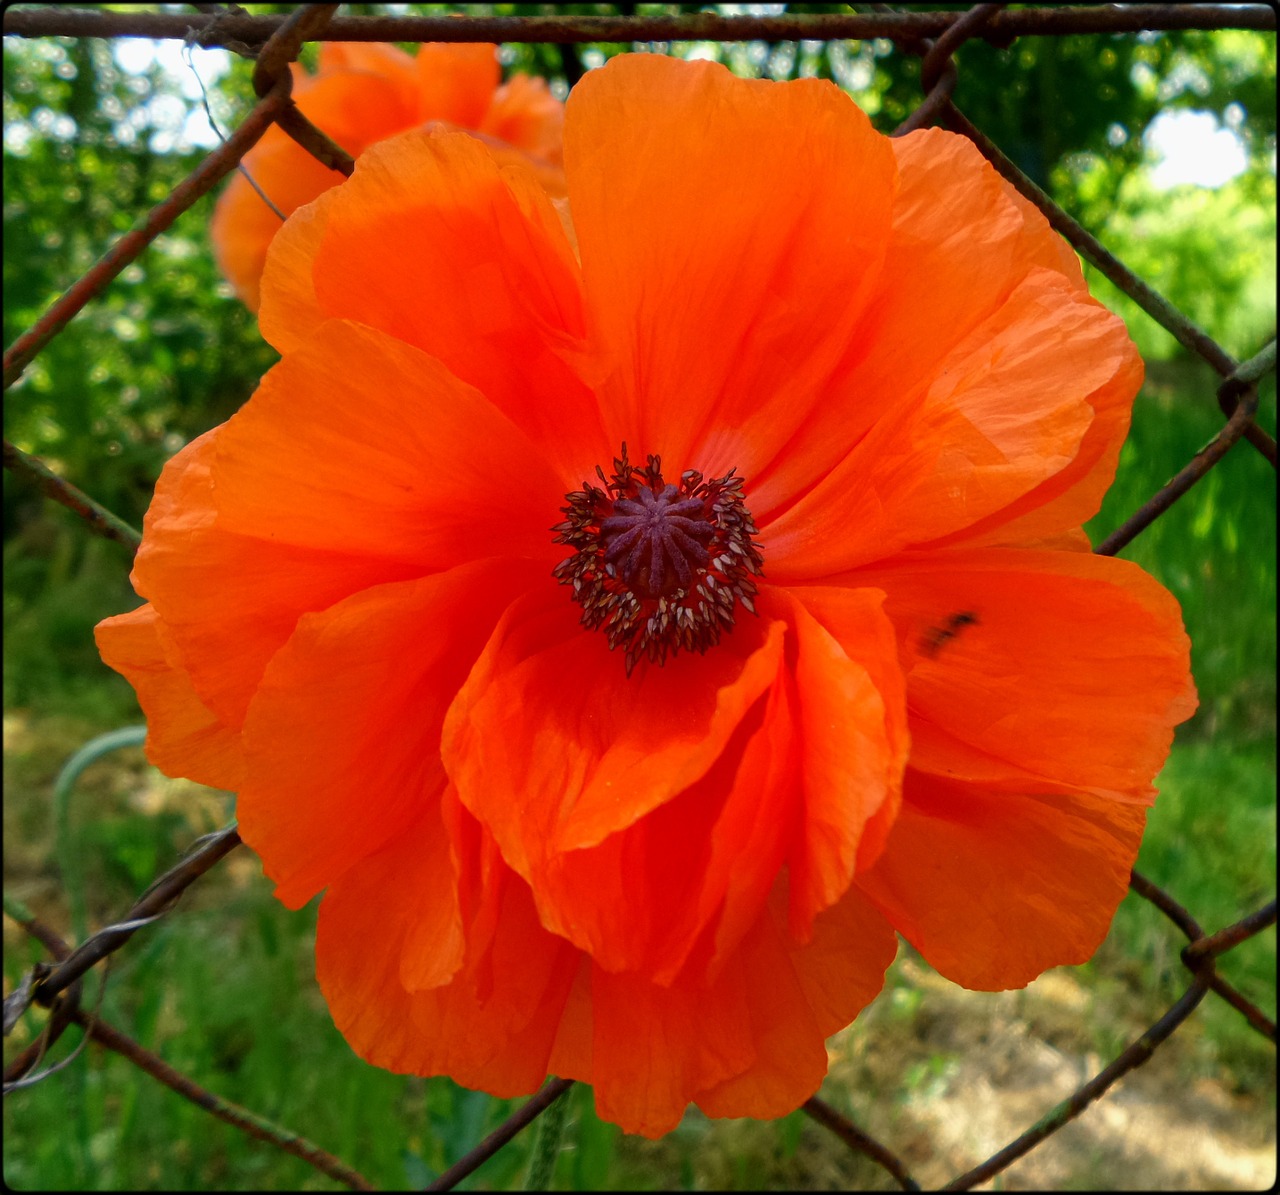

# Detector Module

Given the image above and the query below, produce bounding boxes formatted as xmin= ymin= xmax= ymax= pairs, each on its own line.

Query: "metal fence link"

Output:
xmin=2 ymin=4 xmax=1275 ymax=1190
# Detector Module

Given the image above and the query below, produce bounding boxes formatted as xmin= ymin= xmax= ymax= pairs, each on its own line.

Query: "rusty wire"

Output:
xmin=3 ymin=903 xmax=374 ymax=1190
xmin=3 ymin=5 xmax=1277 ymax=44
xmin=2 ymin=3 xmax=1275 ymax=1190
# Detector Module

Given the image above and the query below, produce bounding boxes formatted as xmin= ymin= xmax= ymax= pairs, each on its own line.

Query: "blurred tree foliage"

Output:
xmin=3 ymin=32 xmax=276 ymax=527
xmin=2 ymin=4 xmax=1276 ymax=710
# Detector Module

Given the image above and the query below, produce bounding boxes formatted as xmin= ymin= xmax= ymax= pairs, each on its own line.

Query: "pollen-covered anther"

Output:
xmin=553 ymin=445 xmax=764 ymax=674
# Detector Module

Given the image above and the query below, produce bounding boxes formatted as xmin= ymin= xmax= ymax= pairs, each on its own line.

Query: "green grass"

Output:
xmin=1107 ymin=737 xmax=1277 ymax=1095
xmin=3 ymin=915 xmax=529 ymax=1189
xmin=4 ymin=368 xmax=1275 ymax=1189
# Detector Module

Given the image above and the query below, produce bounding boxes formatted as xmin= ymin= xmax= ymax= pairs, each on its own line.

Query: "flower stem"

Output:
xmin=523 ymin=1078 xmax=571 ymax=1190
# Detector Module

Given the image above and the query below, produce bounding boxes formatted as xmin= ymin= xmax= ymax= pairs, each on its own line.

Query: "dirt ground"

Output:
xmin=839 ymin=959 xmax=1275 ymax=1190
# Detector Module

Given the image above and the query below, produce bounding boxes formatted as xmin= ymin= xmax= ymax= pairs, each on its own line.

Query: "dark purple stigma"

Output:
xmin=599 ymin=484 xmax=717 ymax=599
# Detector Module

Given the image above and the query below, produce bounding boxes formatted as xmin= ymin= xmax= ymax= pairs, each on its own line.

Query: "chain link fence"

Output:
xmin=3 ymin=4 xmax=1275 ymax=1189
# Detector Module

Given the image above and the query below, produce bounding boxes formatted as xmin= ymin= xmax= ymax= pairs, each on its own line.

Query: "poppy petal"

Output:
xmin=211 ymin=319 xmax=566 ymax=570
xmin=210 ymin=66 xmax=422 ymax=311
xmin=748 ymin=126 xmax=1084 ymax=520
xmin=458 ymin=125 xmax=568 ymax=199
xmin=509 ymin=672 xmax=796 ymax=982
xmin=94 ymin=603 xmax=244 ymax=791
xmin=442 ymin=587 xmax=786 ymax=892
xmin=133 ymin=325 xmax=562 ymax=734
xmin=320 ymin=804 xmax=464 ymax=995
xmin=413 ymin=43 xmax=500 ymax=128
xmin=858 ymin=128 xmax=1090 ymax=395
xmin=134 ymin=516 xmax=426 ymax=736
xmin=295 ymin=67 xmax=422 ymax=152
xmin=938 ymin=343 xmax=1142 ymax=550
xmin=677 ymin=672 xmax=801 ymax=982
xmin=210 ymin=128 xmax=340 ymax=312
xmin=762 ymin=587 xmax=909 ymax=936
xmin=852 ymin=547 xmax=1197 ymax=798
xmin=764 ymin=269 xmax=1135 ymax=581
xmin=694 ymin=881 xmax=897 ymax=1121
xmin=131 ymin=428 xmax=391 ymax=732
xmin=578 ymin=878 xmax=897 ymax=1136
xmin=238 ymin=559 xmax=543 ymax=908
xmin=585 ymin=952 xmax=756 ymax=1138
xmin=309 ymin=128 xmax=602 ymax=487
xmin=317 ymin=822 xmax=578 ymax=1094
xmin=256 ymin=188 xmax=330 ymax=353
xmin=857 ymin=773 xmax=1147 ymax=989
xmin=317 ymin=42 xmax=417 ymax=86
xmin=564 ymin=53 xmax=896 ymax=481
xmin=481 ymin=73 xmax=566 ymax=167
xmin=890 ymin=135 xmax=1142 ymax=550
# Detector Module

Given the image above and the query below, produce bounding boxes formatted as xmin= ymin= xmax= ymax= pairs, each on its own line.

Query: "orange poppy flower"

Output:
xmin=210 ymin=41 xmax=565 ymax=311
xmin=98 ymin=54 xmax=1196 ymax=1137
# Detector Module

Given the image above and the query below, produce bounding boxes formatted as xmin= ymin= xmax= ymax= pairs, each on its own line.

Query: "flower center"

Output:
xmin=601 ymin=483 xmax=715 ymax=600
xmin=553 ymin=446 xmax=764 ymax=674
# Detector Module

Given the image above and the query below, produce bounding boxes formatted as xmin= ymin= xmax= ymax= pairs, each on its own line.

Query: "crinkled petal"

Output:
xmin=319 ymin=804 xmax=464 ymax=995
xmin=239 ymin=560 xmax=542 ymax=908
xmin=511 ymin=671 xmax=796 ymax=982
xmin=564 ymin=53 xmax=895 ymax=483
xmin=764 ymin=269 xmax=1136 ymax=580
xmin=555 ymin=878 xmax=897 ymax=1137
xmin=450 ymin=580 xmax=903 ymax=981
xmin=845 ymin=127 xmax=1088 ymax=396
xmin=310 ymin=127 xmax=602 ymax=487
xmin=317 ymin=821 xmax=578 ymax=1095
xmin=134 ymin=531 xmax=425 ymax=738
xmin=131 ymin=326 xmax=559 ymax=734
xmin=857 ymin=773 xmax=1147 ymax=989
xmin=937 ymin=344 xmax=1142 ymax=550
xmin=694 ymin=881 xmax=897 ymax=1121
xmin=761 ymin=587 xmax=909 ymax=937
xmin=583 ymin=952 xmax=756 ymax=1138
xmin=442 ymin=587 xmax=786 ymax=886
xmin=211 ymin=319 xmax=565 ymax=569
xmin=322 ymin=824 xmax=896 ymax=1137
xmin=888 ymin=135 xmax=1142 ymax=550
xmin=852 ymin=547 xmax=1197 ymax=799
xmin=132 ymin=429 xmax=420 ymax=732
xmin=94 ymin=603 xmax=244 ymax=791
xmin=748 ymin=127 xmax=1077 ymax=519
